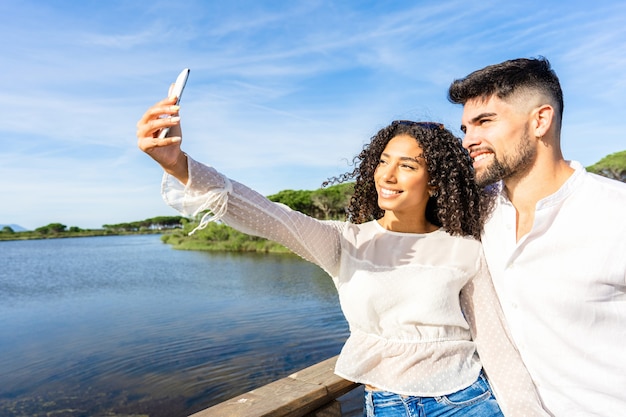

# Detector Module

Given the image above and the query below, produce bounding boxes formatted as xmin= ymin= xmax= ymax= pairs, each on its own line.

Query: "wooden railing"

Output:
xmin=189 ymin=355 xmax=362 ymax=417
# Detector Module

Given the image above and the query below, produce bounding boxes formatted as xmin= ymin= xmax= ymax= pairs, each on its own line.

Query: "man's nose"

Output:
xmin=461 ymin=128 xmax=479 ymax=150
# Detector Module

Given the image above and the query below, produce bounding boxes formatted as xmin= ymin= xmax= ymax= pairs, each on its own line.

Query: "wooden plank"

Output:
xmin=302 ymin=400 xmax=342 ymax=417
xmin=189 ymin=355 xmax=360 ymax=417
xmin=289 ymin=356 xmax=357 ymax=399
xmin=192 ymin=377 xmax=327 ymax=417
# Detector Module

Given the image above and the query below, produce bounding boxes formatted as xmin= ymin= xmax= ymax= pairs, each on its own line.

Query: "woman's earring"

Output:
xmin=429 ymin=190 xmax=438 ymax=198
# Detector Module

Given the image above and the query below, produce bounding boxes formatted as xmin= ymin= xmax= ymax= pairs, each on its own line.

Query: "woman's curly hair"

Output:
xmin=326 ymin=121 xmax=494 ymax=240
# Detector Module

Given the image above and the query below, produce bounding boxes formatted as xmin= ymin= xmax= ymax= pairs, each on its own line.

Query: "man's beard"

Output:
xmin=476 ymin=127 xmax=536 ymax=188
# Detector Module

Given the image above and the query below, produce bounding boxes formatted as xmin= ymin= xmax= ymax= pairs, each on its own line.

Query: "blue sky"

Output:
xmin=2 ymin=0 xmax=625 ymax=230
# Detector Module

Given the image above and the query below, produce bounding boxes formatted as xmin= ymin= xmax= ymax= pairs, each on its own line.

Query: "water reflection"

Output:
xmin=0 ymin=235 xmax=349 ymax=416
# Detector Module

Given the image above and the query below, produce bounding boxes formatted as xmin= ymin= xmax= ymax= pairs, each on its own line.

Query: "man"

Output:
xmin=448 ymin=57 xmax=626 ymax=416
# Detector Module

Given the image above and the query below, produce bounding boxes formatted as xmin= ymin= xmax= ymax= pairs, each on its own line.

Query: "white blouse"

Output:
xmin=161 ymin=156 xmax=549 ymax=417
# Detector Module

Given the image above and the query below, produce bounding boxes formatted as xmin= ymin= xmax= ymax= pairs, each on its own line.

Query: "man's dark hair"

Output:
xmin=448 ymin=57 xmax=564 ymax=125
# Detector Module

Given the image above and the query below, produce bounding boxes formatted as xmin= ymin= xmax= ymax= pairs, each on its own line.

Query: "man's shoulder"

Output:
xmin=582 ymin=170 xmax=626 ymax=198
xmin=573 ymin=170 xmax=626 ymax=231
xmin=585 ymin=169 xmax=626 ymax=186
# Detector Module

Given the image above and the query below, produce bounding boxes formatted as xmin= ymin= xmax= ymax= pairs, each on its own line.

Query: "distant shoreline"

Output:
xmin=0 ymin=229 xmax=294 ymax=255
xmin=0 ymin=230 xmax=162 ymax=242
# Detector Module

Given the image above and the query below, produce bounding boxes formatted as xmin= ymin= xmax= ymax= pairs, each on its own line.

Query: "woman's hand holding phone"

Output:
xmin=136 ymin=69 xmax=191 ymax=184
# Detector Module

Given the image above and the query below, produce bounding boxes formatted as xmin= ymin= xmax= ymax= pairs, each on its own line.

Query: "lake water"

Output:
xmin=0 ymin=235 xmax=353 ymax=416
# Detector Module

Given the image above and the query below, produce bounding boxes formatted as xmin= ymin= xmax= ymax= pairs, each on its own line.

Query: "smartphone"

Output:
xmin=158 ymin=68 xmax=190 ymax=139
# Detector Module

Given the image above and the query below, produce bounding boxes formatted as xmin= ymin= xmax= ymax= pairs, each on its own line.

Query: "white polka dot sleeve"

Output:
xmin=460 ymin=253 xmax=552 ymax=417
xmin=161 ymin=155 xmax=345 ymax=277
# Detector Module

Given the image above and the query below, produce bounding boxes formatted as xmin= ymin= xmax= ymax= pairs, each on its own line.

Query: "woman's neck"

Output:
xmin=377 ymin=212 xmax=438 ymax=234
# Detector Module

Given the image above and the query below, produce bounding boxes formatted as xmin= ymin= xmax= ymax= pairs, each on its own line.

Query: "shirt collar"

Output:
xmin=495 ymin=160 xmax=584 ymax=209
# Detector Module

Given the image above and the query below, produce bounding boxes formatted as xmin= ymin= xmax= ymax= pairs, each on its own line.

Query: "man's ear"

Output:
xmin=532 ymin=104 xmax=554 ymax=138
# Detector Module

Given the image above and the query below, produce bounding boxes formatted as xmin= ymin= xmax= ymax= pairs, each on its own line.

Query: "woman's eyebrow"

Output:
xmin=381 ymin=152 xmax=424 ymax=163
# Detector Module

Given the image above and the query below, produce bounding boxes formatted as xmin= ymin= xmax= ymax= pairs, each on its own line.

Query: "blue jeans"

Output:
xmin=364 ymin=373 xmax=503 ymax=417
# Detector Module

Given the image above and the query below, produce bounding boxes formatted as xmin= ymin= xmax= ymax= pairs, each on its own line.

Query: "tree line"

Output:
xmin=0 ymin=183 xmax=354 ymax=242
xmin=0 ymin=216 xmax=188 ymax=240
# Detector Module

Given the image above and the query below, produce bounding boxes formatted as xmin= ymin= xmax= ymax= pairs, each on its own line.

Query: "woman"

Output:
xmin=137 ymin=96 xmax=548 ymax=416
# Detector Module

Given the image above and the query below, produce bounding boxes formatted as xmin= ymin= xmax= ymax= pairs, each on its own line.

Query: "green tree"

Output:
xmin=587 ymin=150 xmax=626 ymax=182
xmin=1 ymin=226 xmax=14 ymax=234
xmin=36 ymin=223 xmax=67 ymax=234
xmin=268 ymin=183 xmax=354 ymax=219
xmin=268 ymin=189 xmax=315 ymax=214
xmin=311 ymin=183 xmax=353 ymax=219
xmin=103 ymin=216 xmax=186 ymax=231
